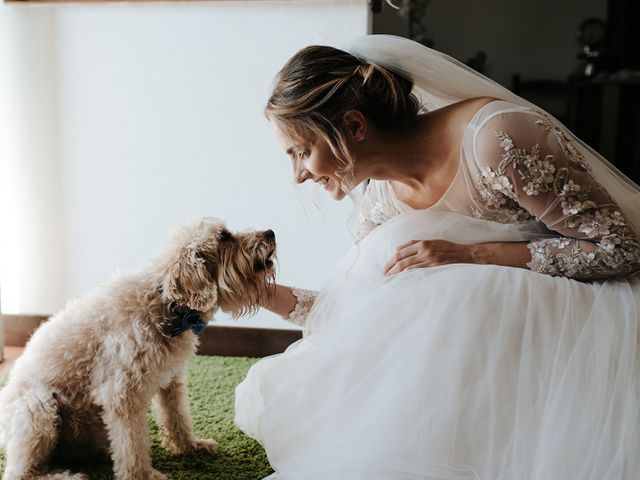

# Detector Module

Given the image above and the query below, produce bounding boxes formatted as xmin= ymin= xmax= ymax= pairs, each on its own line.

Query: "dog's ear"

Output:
xmin=161 ymin=243 xmax=218 ymax=312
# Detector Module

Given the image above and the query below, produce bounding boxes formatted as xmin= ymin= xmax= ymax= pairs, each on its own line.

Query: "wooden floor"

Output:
xmin=0 ymin=346 xmax=24 ymax=378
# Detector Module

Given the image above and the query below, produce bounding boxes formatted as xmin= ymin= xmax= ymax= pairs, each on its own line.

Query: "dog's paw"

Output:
xmin=182 ymin=437 xmax=219 ymax=455
xmin=163 ymin=435 xmax=219 ymax=456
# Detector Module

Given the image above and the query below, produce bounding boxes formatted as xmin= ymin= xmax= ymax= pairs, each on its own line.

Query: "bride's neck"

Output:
xmin=357 ymin=112 xmax=450 ymax=189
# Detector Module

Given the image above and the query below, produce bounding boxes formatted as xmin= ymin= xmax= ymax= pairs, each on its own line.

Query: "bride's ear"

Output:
xmin=342 ymin=110 xmax=367 ymax=142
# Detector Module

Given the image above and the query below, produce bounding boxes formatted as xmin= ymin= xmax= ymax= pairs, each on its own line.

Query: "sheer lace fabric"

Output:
xmin=284 ymin=287 xmax=318 ymax=326
xmin=357 ymin=100 xmax=640 ymax=280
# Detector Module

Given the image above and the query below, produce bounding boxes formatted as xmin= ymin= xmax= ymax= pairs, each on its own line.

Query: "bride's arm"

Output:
xmin=472 ymin=109 xmax=640 ymax=280
xmin=471 ymin=241 xmax=537 ymax=268
xmin=262 ymin=284 xmax=318 ymax=327
xmin=384 ymin=238 xmax=532 ymax=274
xmin=386 ymin=110 xmax=640 ymax=280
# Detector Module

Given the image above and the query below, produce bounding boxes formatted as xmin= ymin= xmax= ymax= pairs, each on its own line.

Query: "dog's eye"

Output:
xmin=219 ymin=230 xmax=233 ymax=242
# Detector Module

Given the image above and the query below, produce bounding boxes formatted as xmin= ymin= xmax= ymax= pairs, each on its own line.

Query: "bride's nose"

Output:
xmin=295 ymin=168 xmax=312 ymax=184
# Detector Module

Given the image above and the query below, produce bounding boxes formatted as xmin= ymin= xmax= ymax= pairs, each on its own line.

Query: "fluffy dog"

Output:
xmin=0 ymin=218 xmax=276 ymax=480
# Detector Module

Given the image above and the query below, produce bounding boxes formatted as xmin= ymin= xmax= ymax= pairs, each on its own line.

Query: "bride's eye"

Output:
xmin=298 ymin=149 xmax=311 ymax=159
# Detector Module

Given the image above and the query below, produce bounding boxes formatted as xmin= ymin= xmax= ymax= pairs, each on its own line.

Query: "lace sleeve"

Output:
xmin=283 ymin=287 xmax=318 ymax=327
xmin=473 ymin=109 xmax=640 ymax=280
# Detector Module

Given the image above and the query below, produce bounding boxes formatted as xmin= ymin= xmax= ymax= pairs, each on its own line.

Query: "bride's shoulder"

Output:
xmin=466 ymin=97 xmax=547 ymax=138
xmin=452 ymin=96 xmax=501 ymax=116
xmin=441 ymin=97 xmax=503 ymax=133
xmin=471 ymin=98 xmax=537 ymax=121
xmin=457 ymin=96 xmax=501 ymax=109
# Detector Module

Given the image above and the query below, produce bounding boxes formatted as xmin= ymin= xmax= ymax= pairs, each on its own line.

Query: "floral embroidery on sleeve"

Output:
xmin=473 ymin=161 xmax=533 ymax=224
xmin=474 ymin=111 xmax=640 ymax=279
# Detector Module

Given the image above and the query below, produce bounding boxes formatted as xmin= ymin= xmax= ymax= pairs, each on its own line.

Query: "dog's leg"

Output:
xmin=101 ymin=399 xmax=168 ymax=480
xmin=152 ymin=374 xmax=218 ymax=455
xmin=2 ymin=389 xmax=61 ymax=480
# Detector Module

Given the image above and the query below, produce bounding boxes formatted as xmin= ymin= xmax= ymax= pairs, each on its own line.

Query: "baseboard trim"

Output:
xmin=2 ymin=314 xmax=48 ymax=347
xmin=1 ymin=314 xmax=302 ymax=357
xmin=198 ymin=325 xmax=302 ymax=357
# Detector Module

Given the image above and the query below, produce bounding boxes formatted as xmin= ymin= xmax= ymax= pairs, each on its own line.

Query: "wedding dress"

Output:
xmin=234 ymin=37 xmax=640 ymax=480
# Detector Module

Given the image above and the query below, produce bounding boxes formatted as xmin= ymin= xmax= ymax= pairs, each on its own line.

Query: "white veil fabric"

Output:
xmin=340 ymin=34 xmax=640 ymax=236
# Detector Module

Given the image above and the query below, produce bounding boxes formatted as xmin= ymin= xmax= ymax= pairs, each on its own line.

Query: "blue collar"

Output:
xmin=156 ymin=286 xmax=206 ymax=337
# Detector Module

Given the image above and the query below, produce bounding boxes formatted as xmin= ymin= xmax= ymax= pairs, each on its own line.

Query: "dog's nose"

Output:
xmin=264 ymin=229 xmax=275 ymax=240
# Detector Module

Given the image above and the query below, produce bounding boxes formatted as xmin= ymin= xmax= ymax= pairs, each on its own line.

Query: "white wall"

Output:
xmin=1 ymin=1 xmax=368 ymax=329
xmin=0 ymin=4 xmax=66 ymax=316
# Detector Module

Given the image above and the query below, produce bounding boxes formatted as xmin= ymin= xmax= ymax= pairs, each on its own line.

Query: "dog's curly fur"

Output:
xmin=0 ymin=218 xmax=276 ymax=480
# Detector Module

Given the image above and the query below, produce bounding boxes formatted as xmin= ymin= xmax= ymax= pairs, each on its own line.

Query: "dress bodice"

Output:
xmin=358 ymin=100 xmax=640 ymax=280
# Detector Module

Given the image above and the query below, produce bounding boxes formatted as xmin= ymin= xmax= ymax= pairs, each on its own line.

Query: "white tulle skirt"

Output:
xmin=235 ymin=211 xmax=640 ymax=480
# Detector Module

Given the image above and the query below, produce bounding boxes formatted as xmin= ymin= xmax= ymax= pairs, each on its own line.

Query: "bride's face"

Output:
xmin=275 ymin=125 xmax=349 ymax=201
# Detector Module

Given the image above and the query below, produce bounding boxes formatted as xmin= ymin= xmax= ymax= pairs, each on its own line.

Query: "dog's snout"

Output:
xmin=264 ymin=229 xmax=275 ymax=240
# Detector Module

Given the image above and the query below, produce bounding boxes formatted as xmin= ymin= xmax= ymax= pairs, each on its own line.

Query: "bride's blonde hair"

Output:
xmin=266 ymin=45 xmax=421 ymax=190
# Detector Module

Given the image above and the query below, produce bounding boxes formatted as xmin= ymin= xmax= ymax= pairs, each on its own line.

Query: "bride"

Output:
xmin=234 ymin=35 xmax=640 ymax=479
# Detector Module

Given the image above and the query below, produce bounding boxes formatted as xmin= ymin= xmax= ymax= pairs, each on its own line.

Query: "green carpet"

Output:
xmin=0 ymin=355 xmax=274 ymax=479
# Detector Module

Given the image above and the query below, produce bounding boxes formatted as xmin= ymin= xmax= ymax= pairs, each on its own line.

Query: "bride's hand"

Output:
xmin=383 ymin=240 xmax=474 ymax=276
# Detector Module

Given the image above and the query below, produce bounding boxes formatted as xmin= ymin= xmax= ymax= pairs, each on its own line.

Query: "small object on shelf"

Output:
xmin=575 ymin=18 xmax=609 ymax=78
